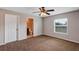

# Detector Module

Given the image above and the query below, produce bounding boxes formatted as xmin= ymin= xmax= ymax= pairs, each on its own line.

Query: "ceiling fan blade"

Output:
xmin=46 ymin=13 xmax=50 ymax=15
xmin=47 ymin=9 xmax=54 ymax=12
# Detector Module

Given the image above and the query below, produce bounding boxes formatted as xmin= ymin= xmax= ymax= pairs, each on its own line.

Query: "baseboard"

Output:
xmin=43 ymin=34 xmax=79 ymax=44
xmin=0 ymin=43 xmax=6 ymax=46
xmin=0 ymin=35 xmax=42 ymax=46
xmin=0 ymin=34 xmax=78 ymax=46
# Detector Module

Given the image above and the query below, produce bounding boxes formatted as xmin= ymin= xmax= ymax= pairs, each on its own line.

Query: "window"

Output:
xmin=54 ymin=18 xmax=68 ymax=34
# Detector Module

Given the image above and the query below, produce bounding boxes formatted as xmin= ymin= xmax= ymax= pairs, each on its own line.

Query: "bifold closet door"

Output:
xmin=5 ymin=14 xmax=18 ymax=43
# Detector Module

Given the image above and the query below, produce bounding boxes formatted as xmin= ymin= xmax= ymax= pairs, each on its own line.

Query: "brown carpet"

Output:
xmin=0 ymin=35 xmax=79 ymax=51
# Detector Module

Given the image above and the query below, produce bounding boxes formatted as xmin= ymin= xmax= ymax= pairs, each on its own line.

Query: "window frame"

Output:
xmin=54 ymin=18 xmax=68 ymax=35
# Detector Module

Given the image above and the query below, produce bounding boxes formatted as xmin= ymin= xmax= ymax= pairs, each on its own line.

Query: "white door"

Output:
xmin=5 ymin=14 xmax=18 ymax=43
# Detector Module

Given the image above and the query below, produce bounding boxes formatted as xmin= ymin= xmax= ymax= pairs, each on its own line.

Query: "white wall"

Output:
xmin=43 ymin=11 xmax=79 ymax=43
xmin=33 ymin=16 xmax=43 ymax=36
xmin=18 ymin=15 xmax=27 ymax=40
xmin=18 ymin=15 xmax=43 ymax=40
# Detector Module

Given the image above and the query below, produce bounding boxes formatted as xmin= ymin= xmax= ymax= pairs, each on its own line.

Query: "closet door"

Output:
xmin=5 ymin=14 xmax=17 ymax=43
xmin=0 ymin=13 xmax=5 ymax=45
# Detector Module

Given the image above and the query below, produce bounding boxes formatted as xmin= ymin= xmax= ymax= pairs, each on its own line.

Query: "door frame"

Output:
xmin=26 ymin=17 xmax=34 ymax=38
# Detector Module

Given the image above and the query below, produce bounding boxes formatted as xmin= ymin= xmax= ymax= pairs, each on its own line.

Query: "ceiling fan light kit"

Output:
xmin=40 ymin=12 xmax=48 ymax=16
xmin=33 ymin=7 xmax=54 ymax=17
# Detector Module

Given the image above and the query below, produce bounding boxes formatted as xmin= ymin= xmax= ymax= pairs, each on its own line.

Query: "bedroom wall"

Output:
xmin=18 ymin=15 xmax=43 ymax=40
xmin=43 ymin=10 xmax=79 ymax=43
xmin=33 ymin=16 xmax=43 ymax=36
xmin=23 ymin=11 xmax=43 ymax=37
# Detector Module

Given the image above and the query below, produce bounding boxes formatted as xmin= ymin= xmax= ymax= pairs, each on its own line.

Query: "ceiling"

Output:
xmin=0 ymin=7 xmax=79 ymax=17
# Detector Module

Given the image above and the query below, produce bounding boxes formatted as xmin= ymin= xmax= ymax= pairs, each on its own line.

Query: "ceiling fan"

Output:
xmin=33 ymin=7 xmax=54 ymax=16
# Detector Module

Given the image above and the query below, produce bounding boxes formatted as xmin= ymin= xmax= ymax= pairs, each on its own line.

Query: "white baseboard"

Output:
xmin=0 ymin=43 xmax=6 ymax=46
xmin=44 ymin=34 xmax=79 ymax=44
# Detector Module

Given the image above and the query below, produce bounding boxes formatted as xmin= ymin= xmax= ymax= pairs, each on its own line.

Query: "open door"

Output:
xmin=26 ymin=18 xmax=33 ymax=38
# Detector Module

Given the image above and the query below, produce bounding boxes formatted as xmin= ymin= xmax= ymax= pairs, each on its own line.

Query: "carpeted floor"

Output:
xmin=0 ymin=35 xmax=79 ymax=51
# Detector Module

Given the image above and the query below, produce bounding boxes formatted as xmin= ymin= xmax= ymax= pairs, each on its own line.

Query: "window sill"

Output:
xmin=54 ymin=32 xmax=68 ymax=35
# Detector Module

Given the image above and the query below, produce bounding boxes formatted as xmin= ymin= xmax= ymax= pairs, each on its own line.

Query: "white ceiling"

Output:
xmin=0 ymin=7 xmax=79 ymax=17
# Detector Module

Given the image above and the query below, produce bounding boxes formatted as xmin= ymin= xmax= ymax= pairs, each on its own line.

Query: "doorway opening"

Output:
xmin=26 ymin=18 xmax=34 ymax=38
